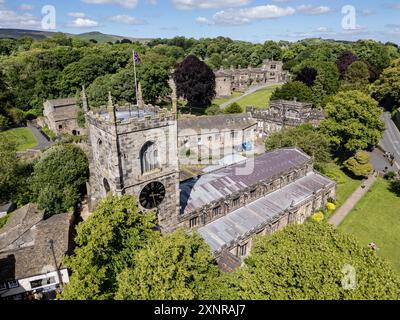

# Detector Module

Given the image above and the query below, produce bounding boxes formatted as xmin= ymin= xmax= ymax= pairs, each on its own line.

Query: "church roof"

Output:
xmin=178 ymin=114 xmax=257 ymax=132
xmin=198 ymin=172 xmax=335 ymax=253
xmin=180 ymin=148 xmax=311 ymax=215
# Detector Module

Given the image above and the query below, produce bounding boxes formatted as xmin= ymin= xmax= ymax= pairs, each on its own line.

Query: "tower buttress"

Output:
xmin=82 ymin=85 xmax=89 ymax=112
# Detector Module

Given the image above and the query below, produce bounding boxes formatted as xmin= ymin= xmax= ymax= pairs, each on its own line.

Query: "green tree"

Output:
xmin=219 ymin=223 xmax=400 ymax=300
xmin=63 ymin=194 xmax=158 ymax=300
xmin=29 ymin=144 xmax=89 ymax=215
xmin=173 ymin=55 xmax=216 ymax=110
xmin=205 ymin=104 xmax=224 ymax=115
xmin=0 ymin=140 xmax=20 ymax=203
xmin=265 ymin=124 xmax=331 ymax=171
xmin=343 ymin=151 xmax=373 ymax=178
xmin=319 ymin=90 xmax=384 ymax=153
xmin=354 ymin=40 xmax=391 ymax=75
xmin=341 ymin=61 xmax=370 ymax=92
xmin=372 ymin=59 xmax=400 ymax=110
xmin=115 ymin=229 xmax=220 ymax=300
xmin=224 ymin=102 xmax=243 ymax=114
xmin=271 ymin=81 xmax=314 ymax=103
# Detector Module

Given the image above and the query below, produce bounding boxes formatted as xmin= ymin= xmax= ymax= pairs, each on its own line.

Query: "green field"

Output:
xmin=234 ymin=85 xmax=281 ymax=109
xmin=0 ymin=128 xmax=38 ymax=151
xmin=324 ymin=163 xmax=363 ymax=208
xmin=339 ymin=178 xmax=400 ymax=273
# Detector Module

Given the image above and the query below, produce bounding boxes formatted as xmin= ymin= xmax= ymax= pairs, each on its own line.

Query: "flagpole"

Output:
xmin=133 ymin=49 xmax=139 ymax=117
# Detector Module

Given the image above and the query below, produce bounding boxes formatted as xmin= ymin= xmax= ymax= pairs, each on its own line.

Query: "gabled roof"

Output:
xmin=0 ymin=206 xmax=73 ymax=282
xmin=198 ymin=172 xmax=335 ymax=253
xmin=178 ymin=114 xmax=257 ymax=132
xmin=45 ymin=98 xmax=77 ymax=108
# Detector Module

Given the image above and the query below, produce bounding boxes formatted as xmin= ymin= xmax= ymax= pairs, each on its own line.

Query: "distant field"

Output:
xmin=234 ymin=85 xmax=281 ymax=109
xmin=0 ymin=128 xmax=38 ymax=151
xmin=339 ymin=179 xmax=400 ymax=274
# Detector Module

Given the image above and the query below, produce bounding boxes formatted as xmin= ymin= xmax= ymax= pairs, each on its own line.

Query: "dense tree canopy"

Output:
xmin=218 ymin=223 xmax=400 ymax=300
xmin=63 ymin=194 xmax=159 ymax=300
xmin=271 ymin=81 xmax=314 ymax=103
xmin=115 ymin=229 xmax=220 ymax=300
xmin=265 ymin=124 xmax=331 ymax=171
xmin=29 ymin=144 xmax=89 ymax=215
xmin=319 ymin=90 xmax=385 ymax=153
xmin=173 ymin=55 xmax=216 ymax=109
xmin=373 ymin=58 xmax=400 ymax=110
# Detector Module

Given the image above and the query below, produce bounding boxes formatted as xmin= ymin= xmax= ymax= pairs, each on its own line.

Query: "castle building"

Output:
xmin=43 ymin=98 xmax=86 ymax=137
xmin=215 ymin=60 xmax=290 ymax=98
xmin=247 ymin=100 xmax=325 ymax=135
xmin=84 ymin=91 xmax=336 ymax=265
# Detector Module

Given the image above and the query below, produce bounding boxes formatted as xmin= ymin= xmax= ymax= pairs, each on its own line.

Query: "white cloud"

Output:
xmin=213 ymin=5 xmax=295 ymax=25
xmin=109 ymin=15 xmax=146 ymax=25
xmin=361 ymin=9 xmax=376 ymax=17
xmin=296 ymin=5 xmax=332 ymax=15
xmin=68 ymin=12 xmax=86 ymax=18
xmin=68 ymin=17 xmax=99 ymax=28
xmin=18 ymin=4 xmax=34 ymax=11
xmin=316 ymin=26 xmax=332 ymax=33
xmin=81 ymin=0 xmax=139 ymax=9
xmin=172 ymin=0 xmax=251 ymax=10
xmin=0 ymin=9 xmax=41 ymax=28
xmin=195 ymin=16 xmax=213 ymax=25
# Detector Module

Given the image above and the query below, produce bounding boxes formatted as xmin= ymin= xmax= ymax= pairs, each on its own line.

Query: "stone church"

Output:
xmin=83 ymin=89 xmax=336 ymax=267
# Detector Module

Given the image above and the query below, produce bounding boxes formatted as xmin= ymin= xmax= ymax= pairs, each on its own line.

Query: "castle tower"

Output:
xmin=86 ymin=97 xmax=180 ymax=233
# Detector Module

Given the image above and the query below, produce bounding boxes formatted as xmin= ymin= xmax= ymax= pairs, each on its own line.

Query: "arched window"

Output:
xmin=140 ymin=142 xmax=159 ymax=174
xmin=103 ymin=178 xmax=110 ymax=193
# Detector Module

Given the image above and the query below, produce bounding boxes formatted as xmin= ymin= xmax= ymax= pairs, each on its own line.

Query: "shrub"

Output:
xmin=384 ymin=171 xmax=397 ymax=181
xmin=326 ymin=202 xmax=336 ymax=212
xmin=205 ymin=104 xmax=223 ymax=116
xmin=311 ymin=212 xmax=325 ymax=223
xmin=224 ymin=102 xmax=242 ymax=114
xmin=344 ymin=151 xmax=373 ymax=178
xmin=0 ymin=115 xmax=10 ymax=131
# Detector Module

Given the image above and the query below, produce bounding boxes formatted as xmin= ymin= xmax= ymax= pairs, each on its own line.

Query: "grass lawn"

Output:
xmin=0 ymin=128 xmax=38 ymax=151
xmin=234 ymin=85 xmax=281 ymax=109
xmin=339 ymin=178 xmax=400 ymax=274
xmin=213 ymin=92 xmax=242 ymax=106
xmin=323 ymin=163 xmax=363 ymax=208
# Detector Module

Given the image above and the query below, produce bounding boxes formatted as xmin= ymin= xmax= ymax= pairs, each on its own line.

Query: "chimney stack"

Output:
xmin=81 ymin=85 xmax=89 ymax=112
xmin=107 ymin=92 xmax=116 ymax=123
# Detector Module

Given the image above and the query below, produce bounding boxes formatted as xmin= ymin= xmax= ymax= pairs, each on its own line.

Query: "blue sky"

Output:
xmin=1 ymin=0 xmax=399 ymax=43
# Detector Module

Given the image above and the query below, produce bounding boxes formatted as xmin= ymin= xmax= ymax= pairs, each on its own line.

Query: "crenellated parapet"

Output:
xmin=86 ymin=103 xmax=176 ymax=135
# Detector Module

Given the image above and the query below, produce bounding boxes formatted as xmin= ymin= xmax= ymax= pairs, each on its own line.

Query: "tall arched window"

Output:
xmin=140 ymin=142 xmax=159 ymax=174
xmin=103 ymin=178 xmax=111 ymax=194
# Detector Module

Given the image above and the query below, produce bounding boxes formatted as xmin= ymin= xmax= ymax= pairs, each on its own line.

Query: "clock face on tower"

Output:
xmin=139 ymin=181 xmax=166 ymax=209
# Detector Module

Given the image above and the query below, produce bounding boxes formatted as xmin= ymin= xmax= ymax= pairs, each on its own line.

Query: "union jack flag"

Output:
xmin=133 ymin=51 xmax=141 ymax=64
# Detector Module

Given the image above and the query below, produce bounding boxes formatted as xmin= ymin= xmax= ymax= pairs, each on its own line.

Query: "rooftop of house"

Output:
xmin=178 ymin=114 xmax=257 ymax=132
xmin=0 ymin=205 xmax=73 ymax=282
xmin=198 ymin=171 xmax=335 ymax=253
xmin=180 ymin=148 xmax=312 ymax=215
xmin=45 ymin=98 xmax=77 ymax=108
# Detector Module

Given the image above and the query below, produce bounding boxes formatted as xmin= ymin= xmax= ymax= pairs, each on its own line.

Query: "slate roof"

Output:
xmin=198 ymin=172 xmax=335 ymax=253
xmin=178 ymin=114 xmax=257 ymax=133
xmin=216 ymin=250 xmax=242 ymax=272
xmin=180 ymin=148 xmax=311 ymax=215
xmin=0 ymin=206 xmax=73 ymax=282
xmin=46 ymin=98 xmax=77 ymax=108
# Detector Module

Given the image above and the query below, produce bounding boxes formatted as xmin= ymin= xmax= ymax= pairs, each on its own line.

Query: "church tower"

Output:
xmin=85 ymin=92 xmax=180 ymax=233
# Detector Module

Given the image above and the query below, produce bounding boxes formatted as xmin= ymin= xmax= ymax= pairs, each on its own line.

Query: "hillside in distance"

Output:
xmin=0 ymin=28 xmax=152 ymax=44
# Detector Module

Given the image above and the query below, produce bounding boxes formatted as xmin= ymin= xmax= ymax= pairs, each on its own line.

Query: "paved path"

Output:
xmin=380 ymin=111 xmax=400 ymax=170
xmin=220 ymin=83 xmax=284 ymax=109
xmin=328 ymin=175 xmax=377 ymax=227
xmin=27 ymin=122 xmax=55 ymax=151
